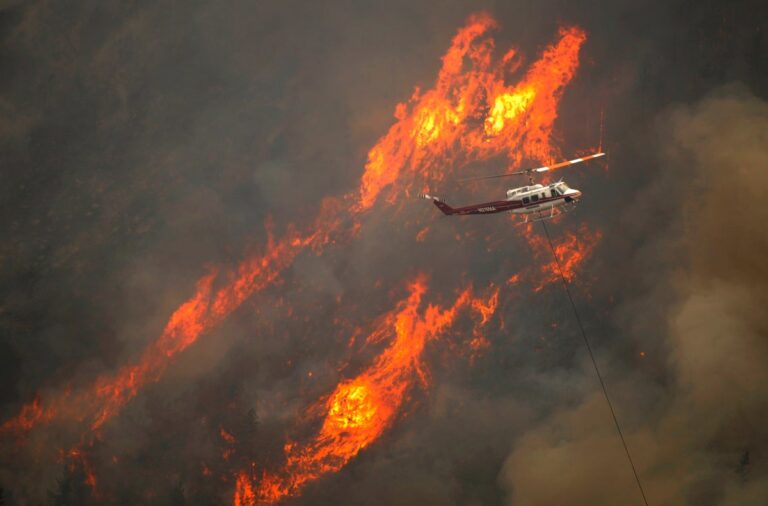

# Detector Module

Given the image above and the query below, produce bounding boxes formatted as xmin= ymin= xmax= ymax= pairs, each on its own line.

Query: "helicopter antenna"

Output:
xmin=457 ymin=152 xmax=605 ymax=184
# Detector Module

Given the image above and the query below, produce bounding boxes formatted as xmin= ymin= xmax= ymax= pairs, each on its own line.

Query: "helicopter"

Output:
xmin=419 ymin=152 xmax=604 ymax=222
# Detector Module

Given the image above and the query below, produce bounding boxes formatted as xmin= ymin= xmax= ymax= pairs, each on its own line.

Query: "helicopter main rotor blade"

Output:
xmin=457 ymin=152 xmax=605 ymax=182
xmin=530 ymin=152 xmax=605 ymax=173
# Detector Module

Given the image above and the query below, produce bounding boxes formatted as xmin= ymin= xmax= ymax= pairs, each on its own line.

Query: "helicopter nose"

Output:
xmin=564 ymin=189 xmax=582 ymax=203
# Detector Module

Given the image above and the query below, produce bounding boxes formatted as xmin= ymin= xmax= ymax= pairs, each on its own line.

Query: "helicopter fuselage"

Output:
xmin=423 ymin=181 xmax=582 ymax=218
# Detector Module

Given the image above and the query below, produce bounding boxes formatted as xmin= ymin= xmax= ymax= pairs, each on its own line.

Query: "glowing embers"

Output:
xmin=233 ymin=278 xmax=498 ymax=505
xmin=358 ymin=15 xmax=587 ymax=210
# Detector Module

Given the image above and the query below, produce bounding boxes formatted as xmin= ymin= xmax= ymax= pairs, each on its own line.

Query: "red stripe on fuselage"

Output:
xmin=447 ymin=194 xmax=573 ymax=215
xmin=449 ymin=199 xmax=520 ymax=215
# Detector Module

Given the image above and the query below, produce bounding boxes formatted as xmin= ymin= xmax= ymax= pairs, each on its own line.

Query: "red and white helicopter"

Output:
xmin=420 ymin=152 xmax=604 ymax=222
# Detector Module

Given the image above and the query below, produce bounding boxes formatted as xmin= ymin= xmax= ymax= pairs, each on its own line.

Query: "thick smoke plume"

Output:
xmin=501 ymin=88 xmax=768 ymax=505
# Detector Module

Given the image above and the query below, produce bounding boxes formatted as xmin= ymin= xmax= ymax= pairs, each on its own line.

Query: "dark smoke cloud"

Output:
xmin=0 ymin=0 xmax=766 ymax=505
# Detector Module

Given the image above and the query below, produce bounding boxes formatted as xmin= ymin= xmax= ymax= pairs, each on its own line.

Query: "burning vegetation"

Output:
xmin=358 ymin=14 xmax=586 ymax=209
xmin=0 ymin=12 xmax=601 ymax=505
xmin=234 ymin=278 xmax=498 ymax=505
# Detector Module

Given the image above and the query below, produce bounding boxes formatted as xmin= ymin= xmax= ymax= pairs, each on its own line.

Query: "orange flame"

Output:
xmin=233 ymin=278 xmax=497 ymax=505
xmin=471 ymin=287 xmax=499 ymax=326
xmin=358 ymin=14 xmax=586 ymax=209
xmin=0 ymin=395 xmax=56 ymax=435
xmin=1 ymin=224 xmax=320 ymax=436
xmin=467 ymin=287 xmax=500 ymax=358
xmin=59 ymin=447 xmax=98 ymax=493
xmin=220 ymin=427 xmax=236 ymax=445
xmin=3 ymin=16 xmax=593 ymax=502
xmin=235 ymin=472 xmax=256 ymax=506
xmin=531 ymin=225 xmax=602 ymax=291
xmin=2 ymin=14 xmax=587 ymax=442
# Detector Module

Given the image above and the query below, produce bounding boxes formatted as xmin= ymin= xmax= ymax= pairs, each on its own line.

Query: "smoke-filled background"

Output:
xmin=1 ymin=0 xmax=767 ymax=505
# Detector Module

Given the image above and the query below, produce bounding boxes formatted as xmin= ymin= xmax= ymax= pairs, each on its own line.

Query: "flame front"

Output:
xmin=1 ymin=13 xmax=601 ymax=503
xmin=359 ymin=15 xmax=586 ymax=209
xmin=0 ymin=202 xmax=349 ymax=438
xmin=235 ymin=472 xmax=256 ymax=506
xmin=2 ymin=12 xmax=588 ymax=443
xmin=232 ymin=278 xmax=497 ymax=505
xmin=1 ymin=226 xmax=316 ymax=436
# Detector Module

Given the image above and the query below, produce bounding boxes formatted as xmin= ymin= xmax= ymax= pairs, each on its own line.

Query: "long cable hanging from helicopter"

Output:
xmin=541 ymin=218 xmax=650 ymax=506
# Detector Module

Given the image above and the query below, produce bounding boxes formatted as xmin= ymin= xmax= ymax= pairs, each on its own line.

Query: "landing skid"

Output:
xmin=521 ymin=203 xmax=577 ymax=223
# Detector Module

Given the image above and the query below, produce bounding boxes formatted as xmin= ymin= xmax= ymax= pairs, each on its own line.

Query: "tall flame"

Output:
xmin=2 ymin=15 xmax=597 ymax=502
xmin=358 ymin=14 xmax=586 ymax=209
xmin=2 ymin=13 xmax=588 ymax=442
xmin=233 ymin=277 xmax=497 ymax=505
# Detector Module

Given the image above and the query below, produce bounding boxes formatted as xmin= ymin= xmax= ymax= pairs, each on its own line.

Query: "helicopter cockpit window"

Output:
xmin=559 ymin=183 xmax=570 ymax=192
xmin=551 ymin=187 xmax=559 ymax=196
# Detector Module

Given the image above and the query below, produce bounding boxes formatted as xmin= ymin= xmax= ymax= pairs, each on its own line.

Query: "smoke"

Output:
xmin=500 ymin=88 xmax=768 ymax=506
xmin=1 ymin=0 xmax=767 ymax=505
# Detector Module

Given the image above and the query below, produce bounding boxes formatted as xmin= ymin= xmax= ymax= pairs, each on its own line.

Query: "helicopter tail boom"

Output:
xmin=419 ymin=193 xmax=456 ymax=215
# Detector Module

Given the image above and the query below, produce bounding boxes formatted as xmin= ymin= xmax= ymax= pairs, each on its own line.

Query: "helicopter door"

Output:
xmin=522 ymin=196 xmax=530 ymax=205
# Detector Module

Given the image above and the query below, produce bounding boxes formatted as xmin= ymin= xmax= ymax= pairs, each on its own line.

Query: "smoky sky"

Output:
xmin=1 ymin=0 xmax=767 ymax=505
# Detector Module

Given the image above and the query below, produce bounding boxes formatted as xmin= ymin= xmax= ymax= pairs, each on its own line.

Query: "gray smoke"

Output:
xmin=0 ymin=0 xmax=766 ymax=505
xmin=500 ymin=88 xmax=768 ymax=506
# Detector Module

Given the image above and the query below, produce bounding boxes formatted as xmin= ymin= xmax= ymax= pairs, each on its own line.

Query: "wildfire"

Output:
xmin=467 ymin=287 xmax=500 ymax=359
xmin=0 ymin=395 xmax=56 ymax=435
xmin=358 ymin=14 xmax=586 ymax=209
xmin=221 ymin=427 xmax=236 ymax=444
xmin=531 ymin=225 xmax=602 ymax=291
xmin=1 ymin=12 xmax=600 ymax=504
xmin=1 ymin=223 xmax=323 ymax=436
xmin=2 ymin=13 xmax=588 ymax=442
xmin=58 ymin=447 xmax=98 ymax=493
xmin=485 ymin=86 xmax=536 ymax=135
xmin=471 ymin=287 xmax=499 ymax=326
xmin=235 ymin=473 xmax=256 ymax=506
xmin=233 ymin=278 xmax=497 ymax=505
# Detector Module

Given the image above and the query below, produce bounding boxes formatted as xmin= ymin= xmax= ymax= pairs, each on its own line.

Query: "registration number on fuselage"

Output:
xmin=477 ymin=206 xmax=497 ymax=212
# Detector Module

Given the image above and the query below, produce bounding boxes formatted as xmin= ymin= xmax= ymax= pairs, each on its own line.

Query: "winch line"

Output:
xmin=541 ymin=220 xmax=650 ymax=506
